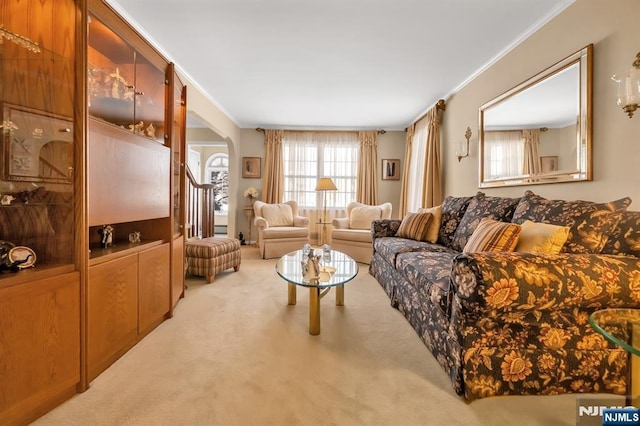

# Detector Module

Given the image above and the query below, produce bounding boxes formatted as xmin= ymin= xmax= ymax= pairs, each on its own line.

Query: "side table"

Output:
xmin=242 ymin=206 xmax=255 ymax=246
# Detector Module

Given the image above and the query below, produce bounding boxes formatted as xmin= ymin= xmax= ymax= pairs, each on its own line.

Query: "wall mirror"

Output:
xmin=479 ymin=44 xmax=592 ymax=188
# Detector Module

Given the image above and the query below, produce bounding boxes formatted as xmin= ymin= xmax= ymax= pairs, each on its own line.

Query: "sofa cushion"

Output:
xmin=261 ymin=203 xmax=294 ymax=227
xmin=396 ymin=212 xmax=433 ymax=241
xmin=463 ymin=218 xmax=521 ymax=253
xmin=514 ymin=220 xmax=570 ymax=254
xmin=601 ymin=211 xmax=640 ymax=257
xmin=437 ymin=194 xmax=475 ymax=249
xmin=511 ymin=191 xmax=631 ymax=253
xmin=417 ymin=205 xmax=443 ymax=243
xmin=396 ymin=251 xmax=456 ymax=315
xmin=349 ymin=205 xmax=382 ymax=230
xmin=331 ymin=228 xmax=371 ymax=243
xmin=262 ymin=226 xmax=308 ymax=239
xmin=451 ymin=193 xmax=521 ymax=251
xmin=374 ymin=237 xmax=456 ymax=267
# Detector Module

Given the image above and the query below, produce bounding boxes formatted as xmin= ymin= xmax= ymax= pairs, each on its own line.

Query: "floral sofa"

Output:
xmin=369 ymin=190 xmax=640 ymax=401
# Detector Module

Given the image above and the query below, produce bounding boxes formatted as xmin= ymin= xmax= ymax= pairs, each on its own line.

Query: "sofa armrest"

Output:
xmin=293 ymin=215 xmax=309 ymax=227
xmin=332 ymin=217 xmax=349 ymax=229
xmin=254 ymin=216 xmax=269 ymax=229
xmin=371 ymin=219 xmax=401 ymax=240
xmin=450 ymin=252 xmax=640 ymax=316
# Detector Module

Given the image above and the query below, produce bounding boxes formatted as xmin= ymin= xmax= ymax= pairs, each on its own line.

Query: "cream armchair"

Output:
xmin=253 ymin=200 xmax=310 ymax=259
xmin=330 ymin=201 xmax=392 ymax=264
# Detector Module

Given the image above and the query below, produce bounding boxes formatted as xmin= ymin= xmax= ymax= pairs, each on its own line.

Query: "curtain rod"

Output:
xmin=404 ymin=99 xmax=446 ymax=132
xmin=256 ymin=128 xmax=386 ymax=134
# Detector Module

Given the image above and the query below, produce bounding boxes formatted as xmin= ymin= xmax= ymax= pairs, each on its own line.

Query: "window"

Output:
xmin=483 ymin=131 xmax=524 ymax=180
xmin=206 ymin=153 xmax=229 ymax=214
xmin=283 ymin=132 xmax=358 ymax=210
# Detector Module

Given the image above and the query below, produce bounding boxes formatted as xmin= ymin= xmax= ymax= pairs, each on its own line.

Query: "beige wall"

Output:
xmin=442 ymin=0 xmax=640 ymax=205
xmin=376 ymin=131 xmax=406 ymax=218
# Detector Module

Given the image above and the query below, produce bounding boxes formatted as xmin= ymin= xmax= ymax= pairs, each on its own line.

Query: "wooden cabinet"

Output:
xmin=87 ymin=254 xmax=138 ymax=382
xmin=0 ymin=0 xmax=186 ymax=421
xmin=88 ymin=243 xmax=171 ymax=381
xmin=138 ymin=244 xmax=171 ymax=335
xmin=0 ymin=273 xmax=80 ymax=425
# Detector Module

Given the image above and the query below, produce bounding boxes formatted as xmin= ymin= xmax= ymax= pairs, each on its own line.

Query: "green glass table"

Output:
xmin=590 ymin=308 xmax=640 ymax=406
xmin=276 ymin=249 xmax=358 ymax=335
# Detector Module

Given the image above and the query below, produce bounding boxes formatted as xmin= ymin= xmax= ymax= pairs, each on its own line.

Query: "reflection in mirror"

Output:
xmin=479 ymin=44 xmax=592 ymax=188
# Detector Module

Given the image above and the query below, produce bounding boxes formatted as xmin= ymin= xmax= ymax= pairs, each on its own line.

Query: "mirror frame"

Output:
xmin=478 ymin=44 xmax=593 ymax=188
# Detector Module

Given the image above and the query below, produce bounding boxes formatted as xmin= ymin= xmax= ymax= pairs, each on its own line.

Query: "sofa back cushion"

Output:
xmin=417 ymin=205 xmax=442 ymax=243
xmin=350 ymin=205 xmax=383 ymax=230
xmin=451 ymin=193 xmax=521 ymax=251
xmin=601 ymin=211 xmax=640 ymax=257
xmin=261 ymin=203 xmax=294 ymax=227
xmin=463 ymin=218 xmax=521 ymax=253
xmin=511 ymin=191 xmax=631 ymax=254
xmin=396 ymin=212 xmax=433 ymax=241
xmin=514 ymin=220 xmax=570 ymax=254
xmin=437 ymin=194 xmax=475 ymax=249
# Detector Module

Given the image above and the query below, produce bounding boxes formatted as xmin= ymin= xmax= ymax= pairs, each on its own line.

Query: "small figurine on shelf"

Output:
xmin=128 ymin=231 xmax=141 ymax=244
xmin=98 ymin=225 xmax=114 ymax=248
xmin=0 ymin=195 xmax=15 ymax=205
xmin=129 ymin=121 xmax=145 ymax=135
xmin=145 ymin=123 xmax=156 ymax=138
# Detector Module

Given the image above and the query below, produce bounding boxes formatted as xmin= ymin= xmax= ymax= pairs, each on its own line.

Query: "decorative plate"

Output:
xmin=8 ymin=246 xmax=36 ymax=268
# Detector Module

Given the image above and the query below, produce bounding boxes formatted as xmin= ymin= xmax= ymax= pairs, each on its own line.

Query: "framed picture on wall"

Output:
xmin=540 ymin=156 xmax=559 ymax=174
xmin=381 ymin=159 xmax=400 ymax=180
xmin=242 ymin=157 xmax=261 ymax=178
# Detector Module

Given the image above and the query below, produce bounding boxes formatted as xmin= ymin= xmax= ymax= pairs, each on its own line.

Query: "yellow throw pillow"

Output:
xmin=515 ymin=220 xmax=570 ymax=254
xmin=396 ymin=212 xmax=433 ymax=241
xmin=463 ymin=218 xmax=521 ymax=253
xmin=417 ymin=205 xmax=442 ymax=243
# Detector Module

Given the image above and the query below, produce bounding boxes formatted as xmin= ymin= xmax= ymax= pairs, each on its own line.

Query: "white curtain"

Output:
xmin=406 ymin=118 xmax=428 ymax=212
xmin=283 ymin=131 xmax=358 ymax=241
xmin=484 ymin=131 xmax=524 ymax=179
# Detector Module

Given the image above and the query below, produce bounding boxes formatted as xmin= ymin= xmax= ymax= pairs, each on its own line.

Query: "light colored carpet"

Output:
xmin=34 ymin=247 xmax=597 ymax=425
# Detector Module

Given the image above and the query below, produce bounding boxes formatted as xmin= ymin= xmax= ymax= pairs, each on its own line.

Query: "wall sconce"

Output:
xmin=456 ymin=126 xmax=472 ymax=161
xmin=612 ymin=52 xmax=640 ymax=118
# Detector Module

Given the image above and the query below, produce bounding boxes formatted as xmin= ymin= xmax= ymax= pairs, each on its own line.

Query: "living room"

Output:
xmin=2 ymin=0 xmax=640 ymax=424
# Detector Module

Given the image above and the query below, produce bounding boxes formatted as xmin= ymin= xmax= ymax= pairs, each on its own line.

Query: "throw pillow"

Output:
xmin=437 ymin=194 xmax=476 ymax=249
xmin=601 ymin=211 xmax=640 ymax=257
xmin=451 ymin=192 xmax=521 ymax=252
xmin=396 ymin=212 xmax=433 ymax=241
xmin=514 ymin=220 xmax=570 ymax=254
xmin=511 ymin=190 xmax=632 ymax=254
xmin=349 ymin=206 xmax=383 ymax=230
xmin=463 ymin=218 xmax=521 ymax=253
xmin=417 ymin=205 xmax=442 ymax=243
xmin=261 ymin=203 xmax=294 ymax=227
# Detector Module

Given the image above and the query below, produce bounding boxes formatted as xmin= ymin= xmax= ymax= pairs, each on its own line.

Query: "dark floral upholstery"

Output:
xmin=451 ymin=193 xmax=521 ymax=251
xmin=437 ymin=194 xmax=475 ymax=249
xmin=511 ymin=191 xmax=632 ymax=254
xmin=369 ymin=193 xmax=640 ymax=401
xmin=602 ymin=211 xmax=640 ymax=257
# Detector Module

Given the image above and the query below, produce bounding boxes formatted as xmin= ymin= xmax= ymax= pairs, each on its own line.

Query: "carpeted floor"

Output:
xmin=33 ymin=246 xmax=611 ymax=425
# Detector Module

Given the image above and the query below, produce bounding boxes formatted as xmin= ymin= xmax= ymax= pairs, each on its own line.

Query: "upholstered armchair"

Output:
xmin=330 ymin=201 xmax=392 ymax=263
xmin=253 ymin=200 xmax=310 ymax=259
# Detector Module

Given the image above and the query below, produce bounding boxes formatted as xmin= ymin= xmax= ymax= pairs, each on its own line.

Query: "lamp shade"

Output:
xmin=315 ymin=177 xmax=337 ymax=191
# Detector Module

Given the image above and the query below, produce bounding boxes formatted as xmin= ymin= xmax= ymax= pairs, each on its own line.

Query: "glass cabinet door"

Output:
xmin=0 ymin=0 xmax=77 ymax=273
xmin=87 ymin=14 xmax=135 ymax=128
xmin=87 ymin=13 xmax=165 ymax=142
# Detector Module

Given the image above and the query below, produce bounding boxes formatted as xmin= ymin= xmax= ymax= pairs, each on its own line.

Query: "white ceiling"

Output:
xmin=107 ymin=0 xmax=574 ymax=131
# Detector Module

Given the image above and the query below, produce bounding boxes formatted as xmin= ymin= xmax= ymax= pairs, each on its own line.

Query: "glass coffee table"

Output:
xmin=590 ymin=308 xmax=640 ymax=406
xmin=276 ymin=249 xmax=358 ymax=335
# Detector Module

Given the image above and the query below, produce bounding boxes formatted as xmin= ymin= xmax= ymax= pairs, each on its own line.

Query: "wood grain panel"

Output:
xmin=87 ymin=254 xmax=138 ymax=382
xmin=0 ymin=272 xmax=80 ymax=425
xmin=138 ymin=243 xmax=170 ymax=335
xmin=171 ymin=235 xmax=185 ymax=311
xmin=88 ymin=119 xmax=170 ymax=226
